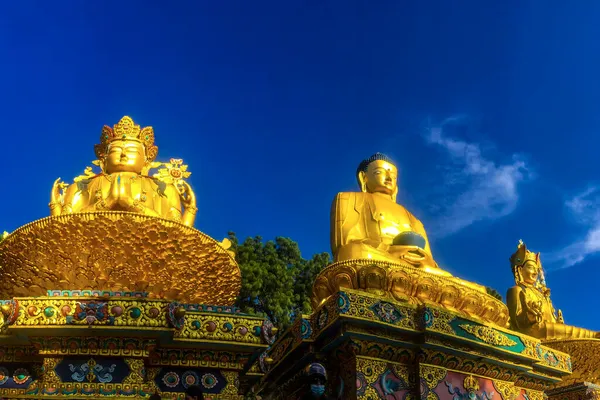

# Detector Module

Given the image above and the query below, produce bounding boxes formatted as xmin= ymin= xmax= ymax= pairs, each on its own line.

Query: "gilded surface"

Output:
xmin=313 ymin=259 xmax=509 ymax=327
xmin=330 ymin=153 xmax=449 ymax=277
xmin=356 ymin=357 xmax=389 ymax=398
xmin=419 ymin=348 xmax=516 ymax=382
xmin=419 ymin=364 xmax=448 ymax=400
xmin=175 ymin=314 xmax=265 ymax=345
xmin=544 ymin=339 xmax=600 ymax=386
xmin=10 ymin=297 xmax=170 ymax=328
xmin=507 ymin=240 xmax=598 ymax=340
xmin=493 ymin=380 xmax=523 ymax=400
xmin=149 ymin=349 xmax=251 ymax=369
xmin=50 ymin=116 xmax=198 ymax=227
xmin=0 ymin=212 xmax=241 ymax=305
xmin=31 ymin=337 xmax=156 ymax=357
xmin=458 ymin=323 xmax=518 ymax=347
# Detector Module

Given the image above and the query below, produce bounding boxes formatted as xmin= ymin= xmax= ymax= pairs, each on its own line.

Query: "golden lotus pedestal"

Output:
xmin=0 ymin=212 xmax=241 ymax=305
xmin=257 ymin=260 xmax=575 ymax=400
xmin=0 ymin=212 xmax=271 ymax=399
xmin=312 ymin=259 xmax=510 ymax=328
xmin=544 ymin=339 xmax=600 ymax=400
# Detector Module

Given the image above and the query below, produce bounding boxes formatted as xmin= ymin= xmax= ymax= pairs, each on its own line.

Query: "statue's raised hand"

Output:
xmin=51 ymin=178 xmax=68 ymax=204
xmin=177 ymin=180 xmax=197 ymax=210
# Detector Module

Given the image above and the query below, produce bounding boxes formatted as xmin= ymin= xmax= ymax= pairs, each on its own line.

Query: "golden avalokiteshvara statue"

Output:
xmin=50 ymin=116 xmax=197 ymax=226
xmin=0 ymin=116 xmax=240 ymax=305
xmin=507 ymin=240 xmax=599 ymax=340
xmin=331 ymin=152 xmax=449 ymax=276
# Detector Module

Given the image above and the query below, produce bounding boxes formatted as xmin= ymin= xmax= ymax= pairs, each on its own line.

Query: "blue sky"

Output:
xmin=1 ymin=1 xmax=599 ymax=329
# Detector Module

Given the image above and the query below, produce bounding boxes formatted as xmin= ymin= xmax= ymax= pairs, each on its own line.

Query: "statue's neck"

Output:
xmin=370 ymin=191 xmax=394 ymax=202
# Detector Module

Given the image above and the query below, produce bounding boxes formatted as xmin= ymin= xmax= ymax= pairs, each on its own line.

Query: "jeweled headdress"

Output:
xmin=94 ymin=116 xmax=158 ymax=162
xmin=509 ymin=240 xmax=545 ymax=287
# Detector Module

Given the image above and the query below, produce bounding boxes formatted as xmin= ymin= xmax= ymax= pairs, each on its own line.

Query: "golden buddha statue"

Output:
xmin=507 ymin=240 xmax=599 ymax=340
xmin=331 ymin=152 xmax=450 ymax=277
xmin=49 ymin=116 xmax=197 ymax=226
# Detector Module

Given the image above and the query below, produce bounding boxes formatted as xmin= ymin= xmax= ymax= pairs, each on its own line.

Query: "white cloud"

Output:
xmin=545 ymin=186 xmax=600 ymax=269
xmin=424 ymin=117 xmax=531 ymax=236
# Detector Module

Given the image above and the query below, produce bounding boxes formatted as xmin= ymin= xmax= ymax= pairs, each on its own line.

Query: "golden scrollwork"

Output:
xmin=356 ymin=357 xmax=389 ymax=398
xmin=0 ymin=212 xmax=241 ymax=305
xmin=493 ymin=380 xmax=522 ymax=400
xmin=420 ymin=364 xmax=447 ymax=390
xmin=458 ymin=324 xmax=517 ymax=347
xmin=313 ymin=259 xmax=509 ymax=327
xmin=221 ymin=371 xmax=241 ymax=396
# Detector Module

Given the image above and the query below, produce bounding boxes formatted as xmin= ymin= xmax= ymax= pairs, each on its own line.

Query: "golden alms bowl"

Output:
xmin=0 ymin=212 xmax=241 ymax=305
xmin=544 ymin=339 xmax=600 ymax=386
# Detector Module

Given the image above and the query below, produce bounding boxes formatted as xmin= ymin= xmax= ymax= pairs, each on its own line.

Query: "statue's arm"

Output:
xmin=331 ymin=192 xmax=361 ymax=256
xmin=330 ymin=193 xmax=346 ymax=257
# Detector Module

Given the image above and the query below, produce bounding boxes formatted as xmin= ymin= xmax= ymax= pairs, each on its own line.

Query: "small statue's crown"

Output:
xmin=94 ymin=116 xmax=158 ymax=162
xmin=509 ymin=239 xmax=540 ymax=268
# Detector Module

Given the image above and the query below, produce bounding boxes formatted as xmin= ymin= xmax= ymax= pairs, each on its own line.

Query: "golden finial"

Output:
xmin=463 ymin=375 xmax=479 ymax=393
xmin=94 ymin=116 xmax=158 ymax=162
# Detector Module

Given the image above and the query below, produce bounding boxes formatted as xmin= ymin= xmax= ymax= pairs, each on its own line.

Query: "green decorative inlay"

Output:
xmin=450 ymin=318 xmax=525 ymax=353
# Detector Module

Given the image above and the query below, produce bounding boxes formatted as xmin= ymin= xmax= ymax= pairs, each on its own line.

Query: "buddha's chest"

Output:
xmin=367 ymin=196 xmax=412 ymax=237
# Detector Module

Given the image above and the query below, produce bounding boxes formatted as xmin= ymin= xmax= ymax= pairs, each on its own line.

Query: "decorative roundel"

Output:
xmin=182 ymin=371 xmax=199 ymax=389
xmin=162 ymin=371 xmax=180 ymax=388
xmin=300 ymin=318 xmax=312 ymax=339
xmin=422 ymin=308 xmax=434 ymax=328
xmin=0 ymin=367 xmax=8 ymax=385
xmin=13 ymin=368 xmax=30 ymax=385
xmin=337 ymin=292 xmax=350 ymax=313
xmin=201 ymin=373 xmax=218 ymax=390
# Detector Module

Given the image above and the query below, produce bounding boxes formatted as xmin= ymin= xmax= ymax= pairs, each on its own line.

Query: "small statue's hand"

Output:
xmin=51 ymin=178 xmax=68 ymax=204
xmin=525 ymin=300 xmax=544 ymax=324
xmin=177 ymin=181 xmax=196 ymax=209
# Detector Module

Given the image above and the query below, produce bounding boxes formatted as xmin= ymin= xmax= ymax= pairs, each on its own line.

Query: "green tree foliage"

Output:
xmin=486 ymin=286 xmax=503 ymax=301
xmin=228 ymin=232 xmax=330 ymax=330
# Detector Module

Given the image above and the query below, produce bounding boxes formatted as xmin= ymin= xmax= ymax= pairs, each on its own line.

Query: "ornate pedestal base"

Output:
xmin=544 ymin=339 xmax=600 ymax=400
xmin=0 ymin=292 xmax=270 ymax=399
xmin=547 ymin=383 xmax=600 ymax=400
xmin=258 ymin=289 xmax=572 ymax=400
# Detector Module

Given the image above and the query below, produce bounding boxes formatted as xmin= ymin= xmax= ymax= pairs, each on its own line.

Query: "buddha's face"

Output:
xmin=104 ymin=140 xmax=146 ymax=174
xmin=364 ymin=160 xmax=398 ymax=195
xmin=520 ymin=261 xmax=539 ymax=285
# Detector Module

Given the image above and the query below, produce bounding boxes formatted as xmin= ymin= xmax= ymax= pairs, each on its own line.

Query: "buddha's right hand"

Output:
xmin=389 ymin=245 xmax=427 ymax=263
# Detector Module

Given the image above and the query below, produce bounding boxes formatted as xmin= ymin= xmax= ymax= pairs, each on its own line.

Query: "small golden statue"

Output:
xmin=331 ymin=152 xmax=449 ymax=276
xmin=507 ymin=240 xmax=599 ymax=339
xmin=49 ymin=116 xmax=197 ymax=226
